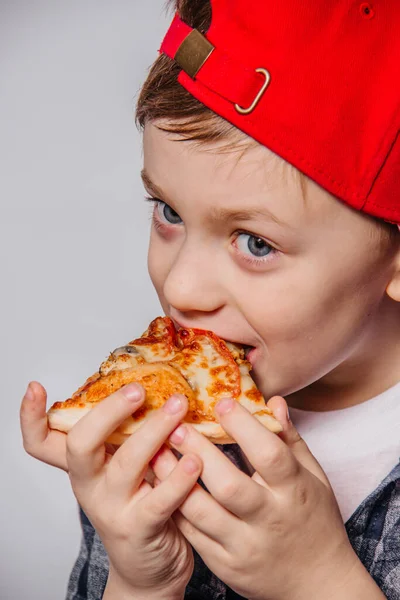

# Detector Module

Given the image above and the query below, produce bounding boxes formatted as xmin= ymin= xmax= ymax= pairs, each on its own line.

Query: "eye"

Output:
xmin=155 ymin=200 xmax=183 ymax=225
xmin=235 ymin=233 xmax=273 ymax=258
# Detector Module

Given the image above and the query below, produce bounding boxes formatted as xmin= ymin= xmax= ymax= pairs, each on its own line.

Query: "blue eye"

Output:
xmin=235 ymin=233 xmax=273 ymax=258
xmin=155 ymin=201 xmax=182 ymax=225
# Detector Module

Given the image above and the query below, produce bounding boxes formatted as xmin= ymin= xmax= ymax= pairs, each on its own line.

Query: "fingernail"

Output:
xmin=182 ymin=456 xmax=200 ymax=475
xmin=169 ymin=425 xmax=187 ymax=445
xmin=121 ymin=383 xmax=142 ymax=402
xmin=163 ymin=395 xmax=183 ymax=414
xmin=287 ymin=407 xmax=291 ymax=423
xmin=216 ymin=397 xmax=235 ymax=415
xmin=24 ymin=383 xmax=33 ymax=402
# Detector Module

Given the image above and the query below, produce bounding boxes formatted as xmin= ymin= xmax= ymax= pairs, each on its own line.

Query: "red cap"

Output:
xmin=159 ymin=1 xmax=400 ymax=225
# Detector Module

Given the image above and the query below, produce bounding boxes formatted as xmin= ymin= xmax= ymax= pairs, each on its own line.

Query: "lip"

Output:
xmin=170 ymin=316 xmax=189 ymax=332
xmin=245 ymin=346 xmax=258 ymax=365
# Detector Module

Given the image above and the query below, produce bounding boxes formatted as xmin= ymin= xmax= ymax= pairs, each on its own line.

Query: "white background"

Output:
xmin=1 ymin=2 xmax=169 ymax=598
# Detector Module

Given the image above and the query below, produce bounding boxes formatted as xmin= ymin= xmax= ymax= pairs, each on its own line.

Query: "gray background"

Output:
xmin=1 ymin=2 xmax=170 ymax=598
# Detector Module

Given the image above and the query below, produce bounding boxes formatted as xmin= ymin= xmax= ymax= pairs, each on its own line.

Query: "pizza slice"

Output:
xmin=47 ymin=316 xmax=282 ymax=444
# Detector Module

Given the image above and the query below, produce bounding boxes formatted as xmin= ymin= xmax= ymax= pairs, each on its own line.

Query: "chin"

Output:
xmin=249 ymin=355 xmax=287 ymax=402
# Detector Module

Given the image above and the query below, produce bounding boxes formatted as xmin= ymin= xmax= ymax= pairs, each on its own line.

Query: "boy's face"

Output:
xmin=143 ymin=123 xmax=397 ymax=408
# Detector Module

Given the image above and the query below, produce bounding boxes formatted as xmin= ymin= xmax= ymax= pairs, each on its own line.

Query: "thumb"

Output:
xmin=267 ymin=396 xmax=331 ymax=487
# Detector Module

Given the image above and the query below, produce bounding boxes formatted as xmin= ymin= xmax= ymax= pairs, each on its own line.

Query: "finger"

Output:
xmin=66 ymin=383 xmax=145 ymax=480
xmin=268 ymin=396 xmax=331 ymax=486
xmin=20 ymin=381 xmax=68 ymax=471
xmin=149 ymin=443 xmax=178 ymax=476
xmin=213 ymin=397 xmax=300 ymax=488
xmin=151 ymin=445 xmax=236 ymax=542
xmin=106 ymin=394 xmax=190 ymax=500
xmin=138 ymin=453 xmax=203 ymax=534
xmin=173 ymin=511 xmax=223 ymax=562
xmin=168 ymin=422 xmax=267 ymax=519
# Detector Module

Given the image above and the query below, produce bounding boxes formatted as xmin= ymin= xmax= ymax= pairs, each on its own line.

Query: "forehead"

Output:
xmin=143 ymin=122 xmax=335 ymax=228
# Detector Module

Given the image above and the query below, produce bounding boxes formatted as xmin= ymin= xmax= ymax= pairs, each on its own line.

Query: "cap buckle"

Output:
xmin=235 ymin=68 xmax=270 ymax=115
xmin=174 ymin=29 xmax=215 ymax=79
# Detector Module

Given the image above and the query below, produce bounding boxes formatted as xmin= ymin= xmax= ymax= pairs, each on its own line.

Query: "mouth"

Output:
xmin=243 ymin=345 xmax=257 ymax=361
xmin=221 ymin=339 xmax=257 ymax=363
xmin=241 ymin=344 xmax=255 ymax=359
xmin=170 ymin=316 xmax=256 ymax=359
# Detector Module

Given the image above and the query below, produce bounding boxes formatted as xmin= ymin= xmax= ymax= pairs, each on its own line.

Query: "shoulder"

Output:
xmin=347 ymin=462 xmax=400 ymax=599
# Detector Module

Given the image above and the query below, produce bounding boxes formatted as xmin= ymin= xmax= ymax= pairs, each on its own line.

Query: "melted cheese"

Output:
xmin=99 ymin=318 xmax=265 ymax=419
xmin=48 ymin=316 xmax=282 ymax=444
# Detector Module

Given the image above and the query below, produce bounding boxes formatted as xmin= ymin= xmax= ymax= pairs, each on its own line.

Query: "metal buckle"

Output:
xmin=235 ymin=68 xmax=270 ymax=115
xmin=174 ymin=29 xmax=215 ymax=79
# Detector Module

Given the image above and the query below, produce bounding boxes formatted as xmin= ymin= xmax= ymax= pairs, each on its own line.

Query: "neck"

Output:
xmin=286 ymin=298 xmax=400 ymax=411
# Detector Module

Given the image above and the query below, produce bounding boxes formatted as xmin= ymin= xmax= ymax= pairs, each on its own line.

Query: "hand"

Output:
xmin=20 ymin=382 xmax=202 ymax=598
xmin=152 ymin=396 xmax=364 ymax=600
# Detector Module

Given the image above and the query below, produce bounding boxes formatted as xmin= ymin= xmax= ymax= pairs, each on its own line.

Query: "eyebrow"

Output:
xmin=140 ymin=168 xmax=289 ymax=228
xmin=141 ymin=169 xmax=167 ymax=202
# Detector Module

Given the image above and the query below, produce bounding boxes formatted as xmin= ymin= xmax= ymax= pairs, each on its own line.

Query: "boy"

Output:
xmin=20 ymin=1 xmax=400 ymax=599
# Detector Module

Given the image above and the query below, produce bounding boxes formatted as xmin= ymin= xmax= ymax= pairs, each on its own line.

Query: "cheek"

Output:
xmin=253 ymin=245 xmax=388 ymax=341
xmin=243 ymin=257 xmax=388 ymax=392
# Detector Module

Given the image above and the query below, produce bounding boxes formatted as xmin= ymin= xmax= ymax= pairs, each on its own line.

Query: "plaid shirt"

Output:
xmin=66 ymin=444 xmax=400 ymax=600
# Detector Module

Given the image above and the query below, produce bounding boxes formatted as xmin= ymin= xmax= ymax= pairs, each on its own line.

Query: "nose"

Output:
xmin=163 ymin=242 xmax=225 ymax=315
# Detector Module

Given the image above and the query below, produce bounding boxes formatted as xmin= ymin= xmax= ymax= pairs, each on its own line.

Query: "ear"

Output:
xmin=386 ymin=232 xmax=400 ymax=301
